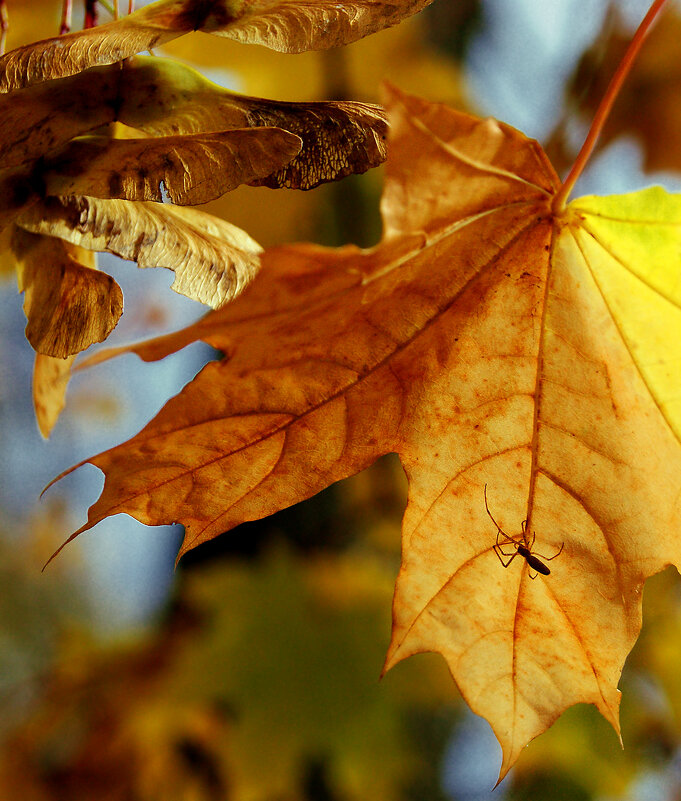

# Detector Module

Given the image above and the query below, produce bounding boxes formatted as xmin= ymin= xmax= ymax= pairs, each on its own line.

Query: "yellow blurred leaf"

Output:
xmin=33 ymin=353 xmax=77 ymax=439
xmin=0 ymin=547 xmax=452 ymax=801
xmin=14 ymin=229 xmax=122 ymax=358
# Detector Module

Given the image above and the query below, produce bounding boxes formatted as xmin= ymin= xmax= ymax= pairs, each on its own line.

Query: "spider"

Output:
xmin=484 ymin=485 xmax=564 ymax=578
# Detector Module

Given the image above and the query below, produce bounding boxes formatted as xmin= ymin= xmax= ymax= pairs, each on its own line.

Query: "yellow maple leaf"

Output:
xmin=49 ymin=79 xmax=681 ymax=776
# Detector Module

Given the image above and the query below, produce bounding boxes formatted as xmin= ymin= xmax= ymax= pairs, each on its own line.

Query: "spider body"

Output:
xmin=484 ymin=485 xmax=563 ymax=578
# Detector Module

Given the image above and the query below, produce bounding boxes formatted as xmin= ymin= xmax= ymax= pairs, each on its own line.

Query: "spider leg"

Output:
xmin=494 ymin=534 xmax=518 ymax=556
xmin=534 ymin=541 xmax=565 ymax=561
xmin=493 ymin=543 xmax=518 ymax=568
xmin=497 ymin=529 xmax=520 ymax=546
xmin=527 ymin=569 xmax=538 ymax=580
xmin=484 ymin=484 xmax=507 ymax=537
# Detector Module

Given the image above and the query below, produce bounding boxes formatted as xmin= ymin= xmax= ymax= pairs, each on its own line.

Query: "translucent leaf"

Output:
xmin=119 ymin=58 xmax=388 ymax=190
xmin=0 ymin=67 xmax=116 ymax=169
xmin=18 ymin=196 xmax=263 ymax=308
xmin=0 ymin=55 xmax=385 ymax=189
xmin=205 ymin=0 xmax=437 ymax=53
xmin=43 ymin=128 xmax=302 ymax=205
xmin=14 ymin=229 xmax=123 ymax=358
xmin=0 ymin=0 xmax=434 ymax=91
xmin=49 ymin=87 xmax=681 ymax=777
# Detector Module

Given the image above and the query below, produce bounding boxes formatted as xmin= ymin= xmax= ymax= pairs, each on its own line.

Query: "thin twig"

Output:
xmin=0 ymin=1 xmax=7 ymax=56
xmin=60 ymin=0 xmax=72 ymax=34
xmin=85 ymin=0 xmax=98 ymax=28
xmin=552 ymin=0 xmax=669 ymax=213
xmin=129 ymin=0 xmax=135 ymax=13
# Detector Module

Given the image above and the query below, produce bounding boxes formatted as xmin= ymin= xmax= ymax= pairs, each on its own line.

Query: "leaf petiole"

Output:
xmin=60 ymin=0 xmax=72 ymax=34
xmin=0 ymin=1 xmax=7 ymax=56
xmin=552 ymin=0 xmax=669 ymax=214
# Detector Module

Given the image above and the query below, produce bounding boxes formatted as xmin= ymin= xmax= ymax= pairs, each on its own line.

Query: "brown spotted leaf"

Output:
xmin=118 ymin=57 xmax=388 ymax=190
xmin=18 ymin=196 xmax=262 ymax=309
xmin=0 ymin=67 xmax=117 ymax=170
xmin=0 ymin=55 xmax=385 ymax=189
xmin=14 ymin=229 xmax=123 ymax=358
xmin=0 ymin=0 xmax=434 ymax=92
xmin=50 ymin=86 xmax=681 ymax=776
xmin=42 ymin=128 xmax=302 ymax=205
xmin=31 ymin=245 xmax=97 ymax=438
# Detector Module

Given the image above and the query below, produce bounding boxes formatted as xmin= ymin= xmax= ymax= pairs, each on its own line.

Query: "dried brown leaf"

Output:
xmin=0 ymin=1 xmax=188 ymax=92
xmin=244 ymin=99 xmax=387 ymax=189
xmin=0 ymin=67 xmax=116 ymax=169
xmin=42 ymin=128 xmax=302 ymax=205
xmin=32 ymin=245 xmax=97 ymax=438
xmin=206 ymin=0 xmax=436 ymax=52
xmin=0 ymin=223 xmax=18 ymax=279
xmin=14 ymin=229 xmax=123 ymax=358
xmin=0 ymin=166 xmax=39 ymax=235
xmin=18 ymin=196 xmax=262 ymax=309
xmin=0 ymin=55 xmax=385 ymax=190
xmin=0 ymin=0 xmax=434 ymax=92
xmin=119 ymin=58 xmax=388 ymax=189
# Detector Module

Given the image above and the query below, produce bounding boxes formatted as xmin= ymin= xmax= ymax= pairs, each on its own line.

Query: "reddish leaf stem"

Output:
xmin=0 ymin=1 xmax=7 ymax=56
xmin=129 ymin=0 xmax=134 ymax=13
xmin=60 ymin=0 xmax=72 ymax=34
xmin=85 ymin=0 xmax=98 ymax=28
xmin=552 ymin=0 xmax=669 ymax=213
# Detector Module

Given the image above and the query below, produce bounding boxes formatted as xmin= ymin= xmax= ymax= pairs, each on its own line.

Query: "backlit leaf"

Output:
xmin=19 ymin=196 xmax=263 ymax=309
xmin=14 ymin=229 xmax=123 ymax=358
xmin=32 ymin=245 xmax=98 ymax=438
xmin=52 ymin=86 xmax=681 ymax=775
xmin=33 ymin=355 xmax=77 ymax=439
xmin=0 ymin=0 xmax=435 ymax=92
xmin=0 ymin=67 xmax=116 ymax=169
xmin=0 ymin=56 xmax=386 ymax=190
xmin=43 ymin=128 xmax=303 ymax=205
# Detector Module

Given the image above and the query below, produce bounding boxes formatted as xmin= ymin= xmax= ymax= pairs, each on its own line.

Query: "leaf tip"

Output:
xmin=40 ymin=456 xmax=90 ymax=498
xmin=42 ymin=520 xmax=91 ymax=571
